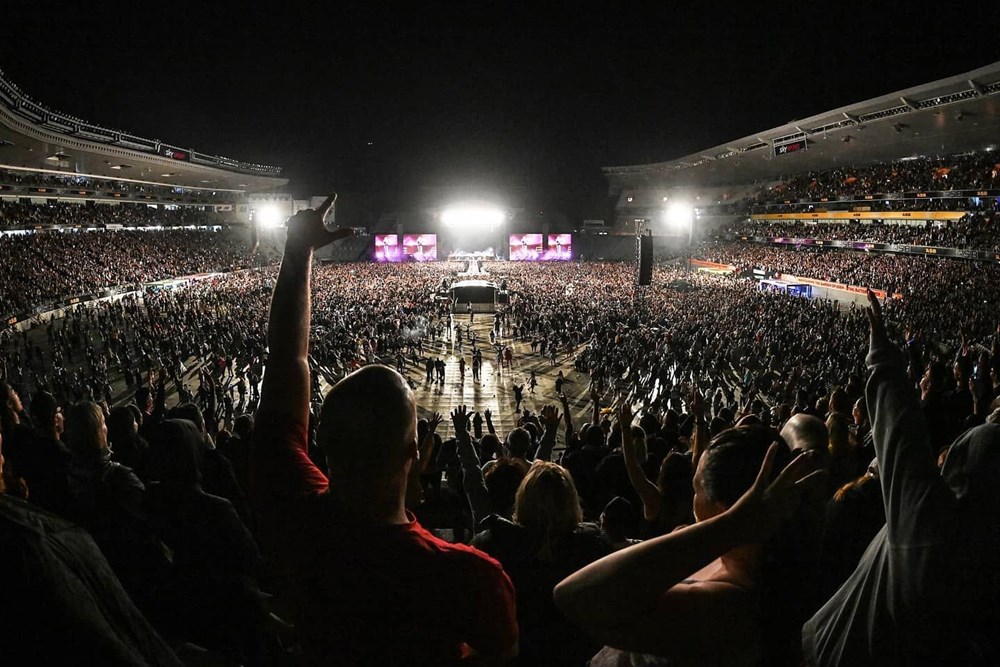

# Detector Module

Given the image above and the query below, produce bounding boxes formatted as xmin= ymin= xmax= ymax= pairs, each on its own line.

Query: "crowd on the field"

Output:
xmin=2 ymin=232 xmax=998 ymax=663
xmin=695 ymin=241 xmax=1000 ymax=344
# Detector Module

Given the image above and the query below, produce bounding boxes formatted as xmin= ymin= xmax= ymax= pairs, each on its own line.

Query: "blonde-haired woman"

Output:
xmin=473 ymin=458 xmax=612 ymax=665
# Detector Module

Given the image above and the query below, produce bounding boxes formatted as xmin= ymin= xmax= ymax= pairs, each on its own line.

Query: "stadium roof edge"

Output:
xmin=0 ymin=68 xmax=288 ymax=192
xmin=603 ymin=61 xmax=1000 ymax=187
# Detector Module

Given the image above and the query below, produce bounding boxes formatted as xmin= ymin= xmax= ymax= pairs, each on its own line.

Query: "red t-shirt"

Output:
xmin=251 ymin=410 xmax=518 ymax=665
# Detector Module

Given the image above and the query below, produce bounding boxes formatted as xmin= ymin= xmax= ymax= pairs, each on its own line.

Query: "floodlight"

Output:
xmin=665 ymin=202 xmax=693 ymax=233
xmin=441 ymin=204 xmax=505 ymax=230
xmin=258 ymin=205 xmax=285 ymax=229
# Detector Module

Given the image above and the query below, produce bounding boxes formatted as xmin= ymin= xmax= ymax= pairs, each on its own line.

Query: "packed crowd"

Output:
xmin=720 ymin=210 xmax=1000 ymax=251
xmin=0 ymin=227 xmax=256 ymax=317
xmin=0 ymin=200 xmax=227 ymax=228
xmin=698 ymin=240 xmax=1000 ymax=338
xmin=1 ymin=200 xmax=999 ymax=664
xmin=0 ymin=167 xmax=241 ymax=204
xmin=747 ymin=152 xmax=1000 ymax=204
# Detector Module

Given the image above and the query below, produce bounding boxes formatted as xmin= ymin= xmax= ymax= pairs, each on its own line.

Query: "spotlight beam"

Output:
xmin=258 ymin=205 xmax=285 ymax=229
xmin=441 ymin=204 xmax=505 ymax=231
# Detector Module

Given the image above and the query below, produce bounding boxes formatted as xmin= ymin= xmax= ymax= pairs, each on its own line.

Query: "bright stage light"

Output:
xmin=665 ymin=202 xmax=693 ymax=233
xmin=441 ymin=204 xmax=505 ymax=230
xmin=257 ymin=205 xmax=285 ymax=229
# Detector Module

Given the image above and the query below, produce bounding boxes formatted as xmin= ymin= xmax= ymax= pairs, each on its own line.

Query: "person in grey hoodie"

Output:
xmin=803 ymin=290 xmax=1000 ymax=666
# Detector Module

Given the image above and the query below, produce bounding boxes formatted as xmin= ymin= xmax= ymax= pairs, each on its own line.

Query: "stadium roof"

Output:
xmin=0 ymin=69 xmax=287 ymax=193
xmin=604 ymin=62 xmax=1000 ymax=189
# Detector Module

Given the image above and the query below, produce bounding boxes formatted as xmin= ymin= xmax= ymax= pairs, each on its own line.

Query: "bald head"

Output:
xmin=780 ymin=413 xmax=829 ymax=455
xmin=318 ymin=365 xmax=417 ymax=479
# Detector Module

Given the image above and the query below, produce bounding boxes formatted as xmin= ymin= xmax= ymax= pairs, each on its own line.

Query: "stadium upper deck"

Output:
xmin=606 ymin=61 xmax=1000 ymax=225
xmin=0 ymin=68 xmax=287 ymax=213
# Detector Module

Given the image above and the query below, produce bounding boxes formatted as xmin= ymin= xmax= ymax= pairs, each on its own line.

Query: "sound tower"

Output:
xmin=636 ymin=234 xmax=653 ymax=286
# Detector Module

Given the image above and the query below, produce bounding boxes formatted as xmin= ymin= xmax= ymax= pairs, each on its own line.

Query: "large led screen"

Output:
xmin=374 ymin=234 xmax=402 ymax=262
xmin=509 ymin=233 xmax=543 ymax=261
xmin=403 ymin=233 xmax=438 ymax=261
xmin=545 ymin=233 xmax=572 ymax=260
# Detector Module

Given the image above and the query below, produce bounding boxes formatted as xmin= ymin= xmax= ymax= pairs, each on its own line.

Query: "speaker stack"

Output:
xmin=636 ymin=234 xmax=653 ymax=286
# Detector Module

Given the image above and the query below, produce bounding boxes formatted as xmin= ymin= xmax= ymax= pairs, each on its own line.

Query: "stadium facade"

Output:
xmin=606 ymin=61 xmax=1000 ymax=233
xmin=0 ymin=68 xmax=287 ymax=220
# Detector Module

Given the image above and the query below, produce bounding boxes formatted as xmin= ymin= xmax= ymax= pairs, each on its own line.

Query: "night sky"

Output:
xmin=4 ymin=2 xmax=999 ymax=220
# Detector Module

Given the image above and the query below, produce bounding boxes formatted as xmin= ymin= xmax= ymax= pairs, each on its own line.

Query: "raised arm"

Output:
xmin=258 ymin=195 xmax=345 ymax=429
xmin=535 ymin=404 xmax=561 ymax=462
xmin=688 ymin=385 xmax=710 ymax=466
xmin=618 ymin=403 xmax=661 ymax=521
xmin=406 ymin=412 xmax=442 ymax=509
xmin=201 ymin=370 xmax=220 ymax=432
xmin=735 ymin=382 xmax=757 ymax=423
xmin=559 ymin=392 xmax=576 ymax=444
xmin=483 ymin=408 xmax=497 ymax=436
xmin=555 ymin=445 xmax=822 ymax=658
xmin=252 ymin=196 xmax=352 ymax=500
xmin=863 ymin=289 xmax=956 ymax=542
xmin=452 ymin=405 xmax=491 ymax=529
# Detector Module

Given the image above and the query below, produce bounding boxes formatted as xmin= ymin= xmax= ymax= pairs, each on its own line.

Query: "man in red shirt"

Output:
xmin=251 ymin=195 xmax=518 ymax=666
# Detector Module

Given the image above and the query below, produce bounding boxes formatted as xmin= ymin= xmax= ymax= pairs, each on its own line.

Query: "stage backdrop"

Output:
xmin=374 ymin=234 xmax=402 ymax=262
xmin=402 ymin=233 xmax=437 ymax=261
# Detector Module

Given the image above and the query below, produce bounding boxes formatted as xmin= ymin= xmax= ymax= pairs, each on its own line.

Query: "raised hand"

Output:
xmin=969 ymin=376 xmax=983 ymax=402
xmin=690 ymin=383 xmax=704 ymax=417
xmin=427 ymin=412 xmax=444 ymax=433
xmin=739 ymin=384 xmax=756 ymax=416
xmin=866 ymin=288 xmax=890 ymax=347
xmin=451 ymin=405 xmax=471 ymax=435
xmin=483 ymin=408 xmax=493 ymax=423
xmin=284 ymin=194 xmax=354 ymax=251
xmin=728 ymin=443 xmax=826 ymax=541
xmin=541 ymin=404 xmax=562 ymax=429
xmin=616 ymin=401 xmax=634 ymax=432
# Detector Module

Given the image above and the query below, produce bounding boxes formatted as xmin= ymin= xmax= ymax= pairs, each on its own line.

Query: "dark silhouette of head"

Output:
xmin=317 ymin=365 xmax=418 ymax=483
